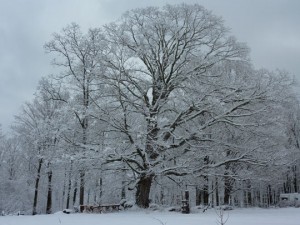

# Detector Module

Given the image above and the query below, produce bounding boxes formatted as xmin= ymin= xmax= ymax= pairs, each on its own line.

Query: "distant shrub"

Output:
xmin=278 ymin=200 xmax=300 ymax=208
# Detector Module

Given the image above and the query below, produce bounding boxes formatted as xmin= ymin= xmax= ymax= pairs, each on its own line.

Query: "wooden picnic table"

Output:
xmin=80 ymin=204 xmax=120 ymax=213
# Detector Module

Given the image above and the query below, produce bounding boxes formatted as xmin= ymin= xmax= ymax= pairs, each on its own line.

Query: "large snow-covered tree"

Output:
xmin=95 ymin=4 xmax=294 ymax=207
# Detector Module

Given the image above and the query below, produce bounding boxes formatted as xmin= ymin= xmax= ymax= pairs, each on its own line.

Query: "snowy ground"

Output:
xmin=0 ymin=208 xmax=299 ymax=225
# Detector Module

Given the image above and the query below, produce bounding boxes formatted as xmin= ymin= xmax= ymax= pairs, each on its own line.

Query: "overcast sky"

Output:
xmin=0 ymin=0 xmax=300 ymax=132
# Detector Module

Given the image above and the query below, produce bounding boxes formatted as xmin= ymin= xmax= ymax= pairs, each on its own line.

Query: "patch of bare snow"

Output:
xmin=0 ymin=208 xmax=299 ymax=225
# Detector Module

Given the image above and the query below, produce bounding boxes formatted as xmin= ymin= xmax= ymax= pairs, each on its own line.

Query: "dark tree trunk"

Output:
xmin=285 ymin=174 xmax=291 ymax=193
xmin=136 ymin=112 xmax=159 ymax=208
xmin=215 ymin=179 xmax=219 ymax=206
xmin=224 ymin=177 xmax=232 ymax=205
xmin=66 ymin=161 xmax=73 ymax=209
xmin=201 ymin=158 xmax=210 ymax=205
xmin=247 ymin=183 xmax=252 ymax=206
xmin=268 ymin=185 xmax=272 ymax=206
xmin=136 ymin=175 xmax=153 ymax=208
xmin=79 ymin=120 xmax=87 ymax=206
xmin=134 ymin=84 xmax=169 ymax=208
xmin=73 ymin=176 xmax=78 ymax=206
xmin=121 ymin=167 xmax=126 ymax=200
xmin=160 ymin=186 xmax=164 ymax=205
xmin=62 ymin=168 xmax=67 ymax=209
xmin=46 ymin=166 xmax=52 ymax=214
xmin=202 ymin=185 xmax=209 ymax=205
xmin=87 ymin=189 xmax=90 ymax=204
xmin=293 ymin=165 xmax=298 ymax=192
xmin=196 ymin=186 xmax=201 ymax=206
xmin=121 ymin=180 xmax=126 ymax=200
xmin=80 ymin=170 xmax=85 ymax=205
xmin=32 ymin=158 xmax=43 ymax=215
xmin=224 ymin=156 xmax=233 ymax=205
xmin=99 ymin=177 xmax=103 ymax=203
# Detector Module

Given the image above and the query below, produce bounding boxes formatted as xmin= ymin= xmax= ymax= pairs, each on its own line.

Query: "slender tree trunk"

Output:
xmin=268 ymin=185 xmax=272 ymax=206
xmin=46 ymin=163 xmax=52 ymax=214
xmin=32 ymin=158 xmax=43 ymax=215
xmin=73 ymin=176 xmax=78 ymax=206
xmin=213 ymin=177 xmax=219 ymax=207
xmin=224 ymin=152 xmax=233 ymax=205
xmin=79 ymin=120 xmax=88 ymax=206
xmin=248 ymin=190 xmax=251 ymax=206
xmin=239 ymin=181 xmax=244 ymax=208
xmin=121 ymin=180 xmax=126 ymax=200
xmin=259 ymin=185 xmax=264 ymax=207
xmin=196 ymin=186 xmax=201 ymax=206
xmin=200 ymin=176 xmax=209 ymax=205
xmin=208 ymin=177 xmax=213 ymax=206
xmin=121 ymin=167 xmax=126 ymax=200
xmin=61 ymin=167 xmax=67 ymax=209
xmin=87 ymin=189 xmax=90 ymax=205
xmin=136 ymin=175 xmax=153 ymax=208
xmin=160 ymin=185 xmax=164 ymax=205
xmin=94 ymin=180 xmax=98 ymax=204
xmin=80 ymin=170 xmax=85 ymax=205
xmin=99 ymin=177 xmax=103 ymax=204
xmin=293 ymin=166 xmax=298 ymax=192
xmin=66 ymin=160 xmax=73 ymax=209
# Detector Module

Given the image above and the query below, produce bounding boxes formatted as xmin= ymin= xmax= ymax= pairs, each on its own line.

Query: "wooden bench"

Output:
xmin=80 ymin=204 xmax=120 ymax=213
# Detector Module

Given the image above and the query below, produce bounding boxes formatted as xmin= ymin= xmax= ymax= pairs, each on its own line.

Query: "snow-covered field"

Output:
xmin=0 ymin=208 xmax=299 ymax=225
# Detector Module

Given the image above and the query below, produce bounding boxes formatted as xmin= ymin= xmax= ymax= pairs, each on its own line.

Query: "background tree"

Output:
xmin=44 ymin=23 xmax=106 ymax=206
xmin=14 ymin=78 xmax=65 ymax=214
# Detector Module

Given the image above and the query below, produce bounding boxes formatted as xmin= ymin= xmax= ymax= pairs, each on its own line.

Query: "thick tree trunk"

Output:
xmin=135 ymin=119 xmax=157 ymax=208
xmin=46 ymin=167 xmax=52 ymax=214
xmin=136 ymin=175 xmax=153 ymax=208
xmin=32 ymin=158 xmax=43 ymax=215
